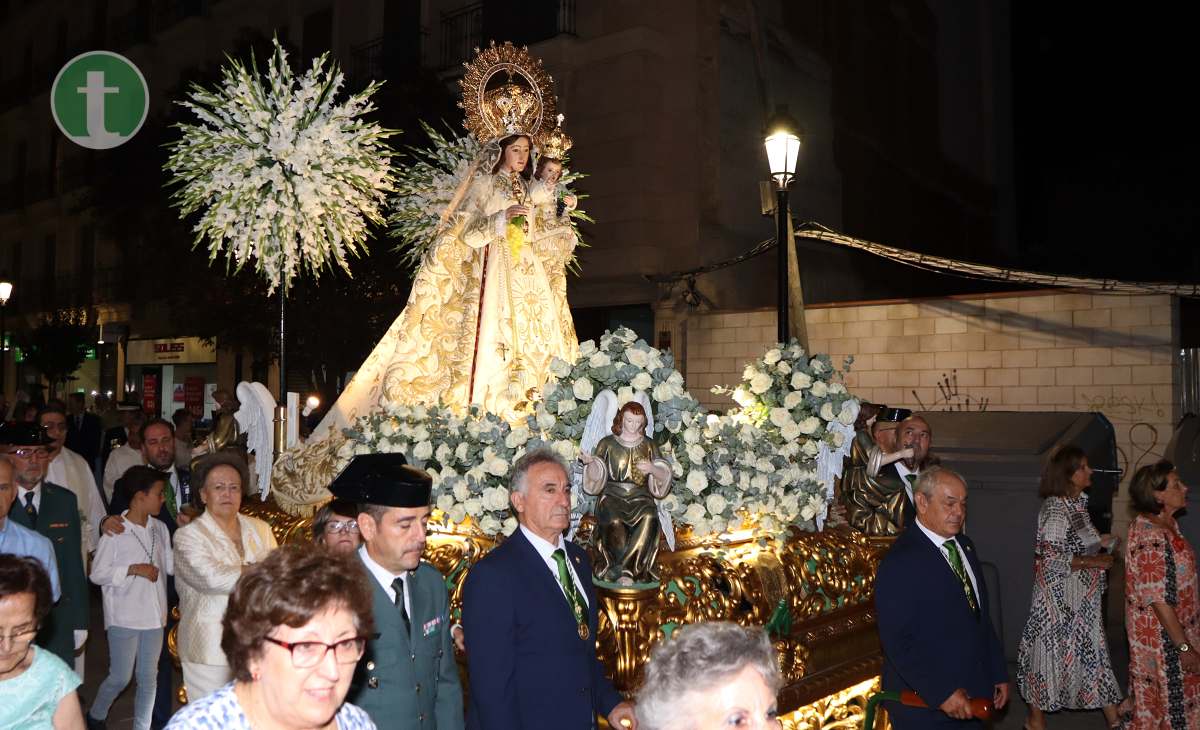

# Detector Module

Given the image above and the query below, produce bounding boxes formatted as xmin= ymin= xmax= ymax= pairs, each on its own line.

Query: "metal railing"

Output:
xmin=348 ymin=37 xmax=385 ymax=90
xmin=440 ymin=2 xmax=483 ymax=70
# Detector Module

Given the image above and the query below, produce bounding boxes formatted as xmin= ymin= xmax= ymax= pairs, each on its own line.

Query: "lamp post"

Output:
xmin=0 ymin=280 xmax=12 ymax=400
xmin=763 ymin=105 xmax=802 ymax=344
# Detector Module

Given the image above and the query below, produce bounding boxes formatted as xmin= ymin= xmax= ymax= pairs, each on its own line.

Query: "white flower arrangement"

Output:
xmin=712 ymin=342 xmax=859 ymax=523
xmin=165 ymin=38 xmax=396 ymax=293
xmin=337 ymin=403 xmax=530 ymax=538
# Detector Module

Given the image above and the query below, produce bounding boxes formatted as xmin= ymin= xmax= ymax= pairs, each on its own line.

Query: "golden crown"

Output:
xmin=460 ymin=42 xmax=557 ymax=143
xmin=538 ymin=114 xmax=573 ymax=161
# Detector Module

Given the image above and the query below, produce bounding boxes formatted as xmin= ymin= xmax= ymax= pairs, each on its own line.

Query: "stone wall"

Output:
xmin=683 ymin=291 xmax=1180 ymax=534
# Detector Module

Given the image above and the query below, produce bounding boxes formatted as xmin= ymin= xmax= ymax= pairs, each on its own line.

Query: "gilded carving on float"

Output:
xmin=778 ymin=677 xmax=882 ymax=730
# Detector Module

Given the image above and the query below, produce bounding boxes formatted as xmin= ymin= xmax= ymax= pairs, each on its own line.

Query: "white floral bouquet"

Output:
xmin=712 ymin=343 xmax=859 ymax=522
xmin=337 ymin=403 xmax=531 ymax=538
xmin=165 ymin=38 xmax=396 ymax=293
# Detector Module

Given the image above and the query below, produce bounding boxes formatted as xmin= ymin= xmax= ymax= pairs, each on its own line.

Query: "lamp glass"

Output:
xmin=764 ymin=130 xmax=801 ymax=187
xmin=0 ymin=281 xmax=12 ymax=303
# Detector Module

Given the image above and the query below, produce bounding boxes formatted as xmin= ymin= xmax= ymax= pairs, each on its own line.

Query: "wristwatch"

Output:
xmin=1178 ymin=642 xmax=1191 ymax=653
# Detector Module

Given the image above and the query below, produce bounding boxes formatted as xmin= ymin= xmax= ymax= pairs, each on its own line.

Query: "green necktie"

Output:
xmin=551 ymin=549 xmax=588 ymax=629
xmin=162 ymin=472 xmax=178 ymax=519
xmin=942 ymin=539 xmax=979 ymax=615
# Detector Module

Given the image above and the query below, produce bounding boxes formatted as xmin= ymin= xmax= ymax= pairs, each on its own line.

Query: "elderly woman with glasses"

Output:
xmin=165 ymin=544 xmax=376 ymax=729
xmin=636 ymin=622 xmax=782 ymax=730
xmin=311 ymin=499 xmax=362 ymax=555
xmin=0 ymin=554 xmax=85 ymax=729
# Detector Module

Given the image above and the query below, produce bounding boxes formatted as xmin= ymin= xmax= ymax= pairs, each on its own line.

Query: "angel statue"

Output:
xmin=271 ymin=43 xmax=582 ymax=512
xmin=578 ymin=393 xmax=674 ymax=586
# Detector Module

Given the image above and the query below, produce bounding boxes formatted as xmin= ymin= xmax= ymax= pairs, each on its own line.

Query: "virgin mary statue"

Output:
xmin=272 ymin=43 xmax=580 ymax=511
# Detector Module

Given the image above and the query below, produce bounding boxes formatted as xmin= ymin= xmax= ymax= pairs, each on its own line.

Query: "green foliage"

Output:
xmin=17 ymin=310 xmax=93 ymax=398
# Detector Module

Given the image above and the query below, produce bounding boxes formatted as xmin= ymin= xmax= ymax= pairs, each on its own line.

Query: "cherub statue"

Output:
xmin=579 ymin=392 xmax=673 ymax=585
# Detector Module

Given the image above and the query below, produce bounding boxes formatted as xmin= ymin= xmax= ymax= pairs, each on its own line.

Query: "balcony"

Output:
xmin=348 ymin=37 xmax=385 ymax=90
xmin=439 ymin=0 xmax=577 ymax=70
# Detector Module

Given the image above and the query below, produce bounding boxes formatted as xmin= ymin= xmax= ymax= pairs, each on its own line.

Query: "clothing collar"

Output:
xmin=915 ymin=516 xmax=959 ymax=550
xmin=358 ymin=544 xmax=408 ymax=588
xmin=520 ymin=523 xmax=563 ymax=559
xmin=894 ymin=461 xmax=916 ymax=482
xmin=16 ymin=481 xmax=43 ymax=498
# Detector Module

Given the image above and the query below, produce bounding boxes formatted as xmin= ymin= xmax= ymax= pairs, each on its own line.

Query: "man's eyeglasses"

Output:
xmin=323 ymin=520 xmax=359 ymax=535
xmin=0 ymin=627 xmax=38 ymax=649
xmin=262 ymin=635 xmax=367 ymax=668
xmin=7 ymin=447 xmax=49 ymax=459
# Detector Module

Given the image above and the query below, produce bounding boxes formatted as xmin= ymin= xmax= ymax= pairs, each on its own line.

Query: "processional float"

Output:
xmin=167 ymin=39 xmax=892 ymax=728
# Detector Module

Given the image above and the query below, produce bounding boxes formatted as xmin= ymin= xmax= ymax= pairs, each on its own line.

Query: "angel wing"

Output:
xmin=234 ymin=381 xmax=276 ymax=500
xmin=568 ymin=389 xmax=618 ymax=540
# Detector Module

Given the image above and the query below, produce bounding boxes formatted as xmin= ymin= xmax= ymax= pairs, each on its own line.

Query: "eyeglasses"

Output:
xmin=7 ymin=448 xmax=48 ymax=459
xmin=323 ymin=520 xmax=359 ymax=535
xmin=262 ymin=635 xmax=367 ymax=668
xmin=0 ymin=627 xmax=38 ymax=649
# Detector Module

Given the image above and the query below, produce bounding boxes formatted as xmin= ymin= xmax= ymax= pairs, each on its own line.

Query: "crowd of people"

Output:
xmin=2 ymin=393 xmax=1198 ymax=730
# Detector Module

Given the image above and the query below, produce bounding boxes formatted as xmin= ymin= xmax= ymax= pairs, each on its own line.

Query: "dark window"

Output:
xmin=302 ymin=6 xmax=333 ymax=66
xmin=42 ymin=235 xmax=56 ymax=309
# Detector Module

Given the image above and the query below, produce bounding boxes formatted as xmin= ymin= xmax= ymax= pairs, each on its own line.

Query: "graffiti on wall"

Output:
xmin=911 ymin=370 xmax=989 ymax=412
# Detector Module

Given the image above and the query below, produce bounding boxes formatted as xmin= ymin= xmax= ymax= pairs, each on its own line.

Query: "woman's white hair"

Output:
xmin=635 ymin=622 xmax=782 ymax=730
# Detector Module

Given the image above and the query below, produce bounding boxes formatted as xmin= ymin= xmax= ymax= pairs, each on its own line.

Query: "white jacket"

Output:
xmin=173 ymin=510 xmax=276 ymax=665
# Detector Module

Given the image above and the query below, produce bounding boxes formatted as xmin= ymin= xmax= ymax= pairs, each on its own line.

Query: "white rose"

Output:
xmin=780 ymin=421 xmax=802 ymax=441
xmin=829 ymin=382 xmax=846 ymax=394
xmin=838 ymin=400 xmax=860 ymax=426
xmin=685 ymin=470 xmax=708 ymax=494
xmin=505 ymin=426 xmax=530 ymax=449
xmin=411 ymin=425 xmax=430 ymax=443
xmin=749 ymin=372 xmax=774 ymax=395
xmin=769 ymin=408 xmax=792 ymax=428
xmin=710 ymin=517 xmax=728 ymax=535
xmin=811 ymin=359 xmax=826 ymax=374
xmin=441 ymin=465 xmax=459 ymax=480
xmin=464 ymin=498 xmax=483 ymax=517
xmin=667 ymin=371 xmax=684 ymax=386
xmin=578 ymin=340 xmax=597 ymax=356
xmin=572 ymin=378 xmax=594 ymax=401
xmin=486 ymin=458 xmax=509 ymax=476
xmin=625 ymin=348 xmax=650 ymax=368
xmin=502 ymin=517 xmax=519 ymax=536
xmin=413 ymin=440 xmax=433 ymax=460
xmin=453 ymin=482 xmax=470 ymax=502
xmin=705 ymin=493 xmax=728 ymax=516
xmin=776 ymin=361 xmax=792 ymax=375
xmin=755 ymin=457 xmax=775 ymax=473
xmin=683 ymin=427 xmax=700 ymax=444
xmin=435 ymin=443 xmax=452 ymax=464
xmin=436 ymin=494 xmax=455 ymax=513
xmin=819 ymin=402 xmax=836 ymax=422
xmin=630 ymin=371 xmax=652 ymax=391
xmin=557 ymin=398 xmax=577 ymax=415
xmin=553 ymin=440 xmax=577 ymax=460
xmin=832 ymin=431 xmax=846 ymax=448
xmin=751 ymin=473 xmax=769 ymax=492
xmin=588 ymin=352 xmax=611 ymax=368
xmin=536 ymin=409 xmax=557 ymax=430
xmin=715 ymin=465 xmax=734 ymax=486
xmin=380 ymin=421 xmax=396 ymax=437
xmin=479 ymin=515 xmax=501 ymax=535
xmin=448 ymin=505 xmax=467 ymax=524
xmin=763 ymin=348 xmax=782 ymax=365
xmin=802 ymin=439 xmax=819 ymax=457
xmin=686 ymin=443 xmax=706 ymax=463
xmin=616 ymin=385 xmax=635 ymax=405
xmin=732 ymin=387 xmax=755 ymax=408
xmin=482 ymin=486 xmax=509 ymax=511
xmin=783 ymin=391 xmax=803 ymax=410
xmin=692 ymin=517 xmax=712 ymax=536
xmin=652 ymin=382 xmax=673 ymax=403
xmin=798 ymin=416 xmax=820 ymax=435
xmin=791 ymin=372 xmax=813 ymax=390
xmin=810 ymin=381 xmax=828 ymax=398
xmin=743 ymin=365 xmax=761 ymax=380
xmin=549 ymin=358 xmax=572 ymax=378
xmin=455 ymin=442 xmax=469 ymax=463
xmin=684 ymin=503 xmax=707 ymax=524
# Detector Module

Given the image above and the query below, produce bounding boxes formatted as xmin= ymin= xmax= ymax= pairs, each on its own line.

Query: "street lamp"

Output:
xmin=763 ymin=105 xmax=802 ymax=344
xmin=0 ymin=279 xmax=12 ymax=400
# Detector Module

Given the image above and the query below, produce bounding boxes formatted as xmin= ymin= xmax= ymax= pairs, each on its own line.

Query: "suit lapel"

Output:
xmin=359 ymin=553 xmax=409 ymax=649
xmin=513 ymin=530 xmax=582 ymax=633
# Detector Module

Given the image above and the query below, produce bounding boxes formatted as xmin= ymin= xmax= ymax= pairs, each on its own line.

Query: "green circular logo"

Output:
xmin=51 ymin=51 xmax=149 ymax=150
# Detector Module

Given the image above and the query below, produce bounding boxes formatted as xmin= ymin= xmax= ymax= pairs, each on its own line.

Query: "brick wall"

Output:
xmin=683 ymin=291 xmax=1180 ymax=534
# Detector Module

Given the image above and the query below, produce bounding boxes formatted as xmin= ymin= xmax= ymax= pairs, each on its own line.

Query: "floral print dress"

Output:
xmin=1126 ymin=514 xmax=1200 ymax=729
xmin=1017 ymin=495 xmax=1123 ymax=710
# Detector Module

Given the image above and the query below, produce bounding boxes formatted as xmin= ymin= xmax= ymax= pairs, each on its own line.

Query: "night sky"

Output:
xmin=1011 ymin=7 xmax=1200 ymax=284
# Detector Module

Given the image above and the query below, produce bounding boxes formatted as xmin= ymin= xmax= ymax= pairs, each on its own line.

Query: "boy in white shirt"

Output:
xmin=87 ymin=466 xmax=174 ymax=730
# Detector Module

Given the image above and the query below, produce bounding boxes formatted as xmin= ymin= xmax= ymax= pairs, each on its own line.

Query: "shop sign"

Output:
xmin=126 ymin=337 xmax=216 ymax=365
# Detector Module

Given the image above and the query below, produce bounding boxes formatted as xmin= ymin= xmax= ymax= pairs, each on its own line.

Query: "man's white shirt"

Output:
xmin=914 ymin=517 xmax=981 ymax=600
xmin=359 ymin=544 xmax=412 ymax=618
xmin=895 ymin=461 xmax=917 ymax=505
xmin=520 ymin=524 xmax=589 ymax=607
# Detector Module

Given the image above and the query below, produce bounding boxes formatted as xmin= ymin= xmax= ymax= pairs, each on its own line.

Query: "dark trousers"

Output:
xmin=151 ymin=579 xmax=178 ymax=730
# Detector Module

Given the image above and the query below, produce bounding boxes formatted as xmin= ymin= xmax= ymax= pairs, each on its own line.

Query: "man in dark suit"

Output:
xmin=1 ymin=422 xmax=89 ymax=667
xmin=462 ymin=448 xmax=636 ymax=730
xmin=64 ymin=392 xmax=102 ymax=472
xmin=875 ymin=465 xmax=1009 ymax=727
xmin=881 ymin=414 xmax=933 ymax=530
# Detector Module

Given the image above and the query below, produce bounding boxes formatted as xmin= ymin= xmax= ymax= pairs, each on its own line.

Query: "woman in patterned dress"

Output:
xmin=1125 ymin=461 xmax=1200 ymax=729
xmin=1017 ymin=446 xmax=1127 ymax=729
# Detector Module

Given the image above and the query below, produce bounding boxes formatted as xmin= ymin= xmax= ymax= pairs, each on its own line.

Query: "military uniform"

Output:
xmin=349 ymin=557 xmax=464 ymax=729
xmin=10 ymin=480 xmax=89 ymax=665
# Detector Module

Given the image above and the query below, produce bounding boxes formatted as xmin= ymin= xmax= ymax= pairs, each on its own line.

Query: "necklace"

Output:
xmin=128 ymin=520 xmax=156 ymax=563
